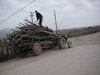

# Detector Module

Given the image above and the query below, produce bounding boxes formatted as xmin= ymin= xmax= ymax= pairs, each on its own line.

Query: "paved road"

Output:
xmin=0 ymin=45 xmax=100 ymax=75
xmin=0 ymin=32 xmax=100 ymax=75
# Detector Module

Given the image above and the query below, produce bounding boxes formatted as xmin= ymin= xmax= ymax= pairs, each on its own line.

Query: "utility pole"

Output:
xmin=54 ymin=10 xmax=58 ymax=34
xmin=29 ymin=12 xmax=34 ymax=23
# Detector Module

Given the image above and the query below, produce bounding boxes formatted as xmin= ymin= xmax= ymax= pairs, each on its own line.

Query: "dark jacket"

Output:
xmin=36 ymin=12 xmax=43 ymax=20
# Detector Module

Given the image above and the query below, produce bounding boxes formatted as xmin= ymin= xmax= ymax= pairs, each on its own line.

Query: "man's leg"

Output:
xmin=39 ymin=17 xmax=43 ymax=26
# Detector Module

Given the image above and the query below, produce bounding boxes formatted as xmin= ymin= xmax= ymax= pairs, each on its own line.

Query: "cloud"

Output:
xmin=63 ymin=4 xmax=76 ymax=12
xmin=80 ymin=0 xmax=94 ymax=9
xmin=80 ymin=0 xmax=100 ymax=10
xmin=0 ymin=0 xmax=100 ymax=30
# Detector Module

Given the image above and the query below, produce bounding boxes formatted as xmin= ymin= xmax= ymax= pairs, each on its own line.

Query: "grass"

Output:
xmin=69 ymin=30 xmax=100 ymax=38
xmin=70 ymin=32 xmax=92 ymax=38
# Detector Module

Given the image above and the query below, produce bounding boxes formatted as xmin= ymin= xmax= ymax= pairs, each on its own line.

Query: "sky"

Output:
xmin=0 ymin=0 xmax=100 ymax=30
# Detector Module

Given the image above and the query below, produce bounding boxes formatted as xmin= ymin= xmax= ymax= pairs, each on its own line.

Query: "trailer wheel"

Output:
xmin=58 ymin=37 xmax=66 ymax=49
xmin=67 ymin=41 xmax=72 ymax=48
xmin=33 ymin=43 xmax=42 ymax=56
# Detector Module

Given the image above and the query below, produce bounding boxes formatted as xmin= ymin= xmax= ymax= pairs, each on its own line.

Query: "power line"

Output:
xmin=0 ymin=0 xmax=37 ymax=24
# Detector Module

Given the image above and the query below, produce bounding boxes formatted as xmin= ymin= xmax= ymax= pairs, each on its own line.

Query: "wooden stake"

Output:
xmin=29 ymin=12 xmax=34 ymax=23
xmin=54 ymin=10 xmax=58 ymax=34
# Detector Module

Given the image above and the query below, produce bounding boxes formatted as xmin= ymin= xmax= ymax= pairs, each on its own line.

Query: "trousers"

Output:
xmin=39 ymin=17 xmax=43 ymax=26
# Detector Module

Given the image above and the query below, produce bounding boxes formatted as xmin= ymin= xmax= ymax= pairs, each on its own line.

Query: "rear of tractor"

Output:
xmin=57 ymin=34 xmax=72 ymax=49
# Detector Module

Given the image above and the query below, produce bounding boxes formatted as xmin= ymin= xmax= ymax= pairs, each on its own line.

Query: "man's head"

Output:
xmin=35 ymin=10 xmax=38 ymax=13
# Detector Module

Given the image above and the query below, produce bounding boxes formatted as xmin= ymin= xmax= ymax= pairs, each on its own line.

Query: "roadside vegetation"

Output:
xmin=57 ymin=25 xmax=100 ymax=38
xmin=0 ymin=38 xmax=15 ymax=62
xmin=69 ymin=27 xmax=100 ymax=38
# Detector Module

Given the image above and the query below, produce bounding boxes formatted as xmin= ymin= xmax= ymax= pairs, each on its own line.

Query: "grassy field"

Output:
xmin=57 ymin=25 xmax=100 ymax=38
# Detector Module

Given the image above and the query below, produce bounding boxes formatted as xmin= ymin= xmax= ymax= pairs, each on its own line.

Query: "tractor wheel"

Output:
xmin=58 ymin=37 xmax=66 ymax=49
xmin=67 ymin=41 xmax=72 ymax=48
xmin=33 ymin=43 xmax=42 ymax=56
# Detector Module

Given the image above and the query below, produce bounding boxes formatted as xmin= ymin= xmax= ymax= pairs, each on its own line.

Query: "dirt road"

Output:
xmin=0 ymin=32 xmax=100 ymax=75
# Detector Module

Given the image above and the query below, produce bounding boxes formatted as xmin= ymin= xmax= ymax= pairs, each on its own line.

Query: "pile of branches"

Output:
xmin=6 ymin=19 xmax=56 ymax=56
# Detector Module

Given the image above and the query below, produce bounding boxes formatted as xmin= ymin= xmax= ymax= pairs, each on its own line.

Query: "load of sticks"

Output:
xmin=6 ymin=19 xmax=57 ymax=56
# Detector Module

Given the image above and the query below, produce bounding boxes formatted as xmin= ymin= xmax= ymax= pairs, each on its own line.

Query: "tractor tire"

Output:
xmin=33 ymin=43 xmax=42 ymax=56
xmin=58 ymin=37 xmax=66 ymax=49
xmin=67 ymin=41 xmax=72 ymax=48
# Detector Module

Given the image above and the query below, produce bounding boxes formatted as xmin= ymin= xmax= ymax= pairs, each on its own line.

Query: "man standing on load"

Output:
xmin=35 ymin=10 xmax=43 ymax=26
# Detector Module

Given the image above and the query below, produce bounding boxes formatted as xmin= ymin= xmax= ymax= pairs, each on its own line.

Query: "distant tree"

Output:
xmin=87 ymin=26 xmax=92 ymax=29
xmin=73 ymin=29 xmax=78 ymax=32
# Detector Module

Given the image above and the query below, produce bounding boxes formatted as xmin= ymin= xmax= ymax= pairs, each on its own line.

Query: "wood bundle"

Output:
xmin=6 ymin=19 xmax=57 ymax=55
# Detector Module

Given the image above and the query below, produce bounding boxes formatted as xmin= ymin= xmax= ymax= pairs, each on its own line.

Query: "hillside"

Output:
xmin=57 ymin=25 xmax=100 ymax=37
xmin=0 ymin=28 xmax=11 ymax=38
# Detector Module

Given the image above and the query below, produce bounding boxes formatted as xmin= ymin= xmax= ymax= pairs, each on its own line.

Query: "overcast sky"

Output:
xmin=0 ymin=0 xmax=100 ymax=30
